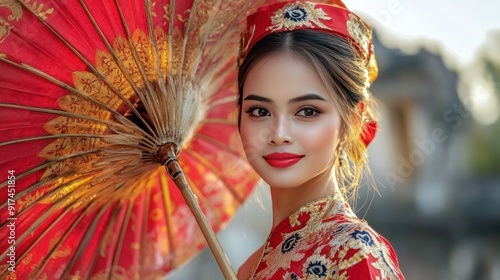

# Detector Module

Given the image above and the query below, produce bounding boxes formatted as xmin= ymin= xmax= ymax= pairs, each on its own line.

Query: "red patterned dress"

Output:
xmin=249 ymin=193 xmax=405 ymax=279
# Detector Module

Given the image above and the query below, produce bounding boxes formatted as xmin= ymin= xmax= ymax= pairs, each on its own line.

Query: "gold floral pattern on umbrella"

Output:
xmin=0 ymin=0 xmax=266 ymax=278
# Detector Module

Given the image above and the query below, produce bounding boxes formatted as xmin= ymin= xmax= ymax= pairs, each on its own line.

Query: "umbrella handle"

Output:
xmin=162 ymin=146 xmax=237 ymax=280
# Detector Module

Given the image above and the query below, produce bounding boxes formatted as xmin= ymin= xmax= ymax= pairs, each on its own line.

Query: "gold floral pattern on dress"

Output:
xmin=251 ymin=194 xmax=404 ymax=280
xmin=254 ymin=232 xmax=312 ymax=279
xmin=346 ymin=13 xmax=371 ymax=56
xmin=267 ymin=2 xmax=331 ymax=32
xmin=331 ymin=225 xmax=402 ymax=280
xmin=289 ymin=192 xmax=346 ymax=232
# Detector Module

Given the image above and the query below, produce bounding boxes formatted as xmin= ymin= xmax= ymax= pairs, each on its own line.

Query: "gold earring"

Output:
xmin=339 ymin=146 xmax=348 ymax=167
xmin=336 ymin=139 xmax=347 ymax=167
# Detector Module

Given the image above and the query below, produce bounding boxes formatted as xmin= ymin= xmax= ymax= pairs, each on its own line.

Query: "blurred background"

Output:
xmin=168 ymin=0 xmax=500 ymax=279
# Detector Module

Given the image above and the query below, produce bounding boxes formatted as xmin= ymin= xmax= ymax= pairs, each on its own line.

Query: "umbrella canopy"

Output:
xmin=0 ymin=0 xmax=265 ymax=278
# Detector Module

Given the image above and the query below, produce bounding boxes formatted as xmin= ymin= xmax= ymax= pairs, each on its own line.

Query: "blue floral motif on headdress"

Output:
xmin=284 ymin=6 xmax=307 ymax=22
xmin=267 ymin=2 xmax=331 ymax=32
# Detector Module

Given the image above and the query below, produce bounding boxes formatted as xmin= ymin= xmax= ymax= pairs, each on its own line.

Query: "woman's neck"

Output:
xmin=269 ymin=169 xmax=340 ymax=228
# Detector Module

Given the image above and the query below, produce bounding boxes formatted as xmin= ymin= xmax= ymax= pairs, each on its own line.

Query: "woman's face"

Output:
xmin=240 ymin=52 xmax=342 ymax=189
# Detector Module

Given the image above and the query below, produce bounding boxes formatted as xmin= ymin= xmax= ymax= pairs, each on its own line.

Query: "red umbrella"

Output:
xmin=0 ymin=0 xmax=265 ymax=278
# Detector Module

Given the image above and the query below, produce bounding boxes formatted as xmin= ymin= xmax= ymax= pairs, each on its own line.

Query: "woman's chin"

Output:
xmin=260 ymin=176 xmax=306 ymax=190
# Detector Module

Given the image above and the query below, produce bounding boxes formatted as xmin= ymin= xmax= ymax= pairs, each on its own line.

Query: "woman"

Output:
xmin=236 ymin=1 xmax=405 ymax=279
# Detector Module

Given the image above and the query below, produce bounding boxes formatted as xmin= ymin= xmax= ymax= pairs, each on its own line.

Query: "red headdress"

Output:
xmin=240 ymin=0 xmax=379 ymax=146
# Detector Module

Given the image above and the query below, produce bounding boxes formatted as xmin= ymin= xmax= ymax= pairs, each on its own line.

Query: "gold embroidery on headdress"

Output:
xmin=267 ymin=2 xmax=331 ymax=32
xmin=346 ymin=13 xmax=371 ymax=56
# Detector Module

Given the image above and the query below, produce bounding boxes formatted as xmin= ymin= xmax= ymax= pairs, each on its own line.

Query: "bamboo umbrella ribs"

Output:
xmin=0 ymin=0 xmax=264 ymax=279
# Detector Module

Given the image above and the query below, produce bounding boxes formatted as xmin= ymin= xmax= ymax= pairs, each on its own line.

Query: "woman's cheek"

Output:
xmin=303 ymin=120 xmax=338 ymax=143
xmin=240 ymin=121 xmax=267 ymax=162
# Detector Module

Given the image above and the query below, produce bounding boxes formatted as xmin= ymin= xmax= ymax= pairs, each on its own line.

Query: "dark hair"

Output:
xmin=237 ymin=30 xmax=374 ymax=199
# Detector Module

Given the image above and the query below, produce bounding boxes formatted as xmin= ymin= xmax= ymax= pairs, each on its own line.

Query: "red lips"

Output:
xmin=263 ymin=152 xmax=304 ymax=168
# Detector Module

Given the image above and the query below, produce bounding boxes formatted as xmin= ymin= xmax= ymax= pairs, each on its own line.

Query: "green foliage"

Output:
xmin=469 ymin=34 xmax=500 ymax=176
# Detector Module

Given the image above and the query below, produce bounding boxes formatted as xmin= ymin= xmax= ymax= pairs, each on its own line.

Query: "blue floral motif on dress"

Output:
xmin=306 ymin=260 xmax=328 ymax=277
xmin=284 ymin=6 xmax=308 ymax=22
xmin=351 ymin=230 xmax=375 ymax=246
xmin=282 ymin=233 xmax=301 ymax=253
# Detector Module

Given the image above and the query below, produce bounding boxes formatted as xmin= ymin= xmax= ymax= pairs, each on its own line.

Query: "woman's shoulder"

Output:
xmin=315 ymin=216 xmax=405 ymax=279
xmin=317 ymin=212 xmax=390 ymax=244
xmin=294 ymin=215 xmax=404 ymax=279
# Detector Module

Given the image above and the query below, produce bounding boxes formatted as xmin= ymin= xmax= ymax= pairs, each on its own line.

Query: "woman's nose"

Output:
xmin=268 ymin=116 xmax=293 ymax=145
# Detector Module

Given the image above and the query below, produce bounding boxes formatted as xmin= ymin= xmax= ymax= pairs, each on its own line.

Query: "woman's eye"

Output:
xmin=247 ymin=107 xmax=270 ymax=117
xmin=297 ymin=108 xmax=319 ymax=117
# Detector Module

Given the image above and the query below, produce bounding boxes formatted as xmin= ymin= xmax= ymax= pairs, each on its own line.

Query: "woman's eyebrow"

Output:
xmin=289 ymin=93 xmax=327 ymax=104
xmin=243 ymin=94 xmax=272 ymax=102
xmin=243 ymin=93 xmax=327 ymax=103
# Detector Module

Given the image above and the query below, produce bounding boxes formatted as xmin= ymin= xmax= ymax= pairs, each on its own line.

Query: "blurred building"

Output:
xmin=364 ymin=34 xmax=500 ymax=280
